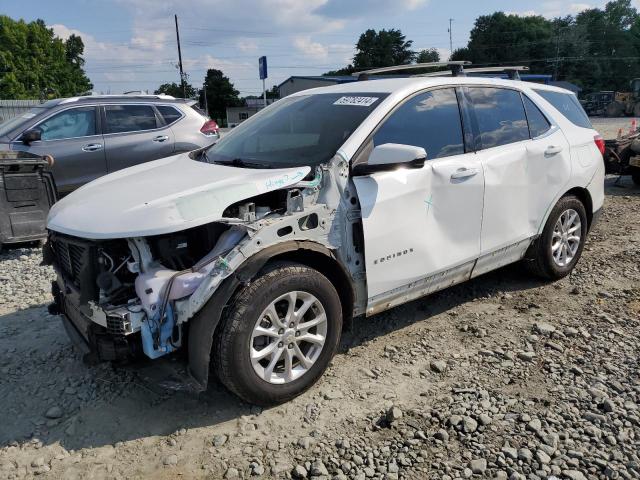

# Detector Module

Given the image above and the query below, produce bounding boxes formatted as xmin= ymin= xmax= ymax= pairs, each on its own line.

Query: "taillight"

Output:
xmin=200 ymin=120 xmax=219 ymax=136
xmin=594 ymin=134 xmax=605 ymax=156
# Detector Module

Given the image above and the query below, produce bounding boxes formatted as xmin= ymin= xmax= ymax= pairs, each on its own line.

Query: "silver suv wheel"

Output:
xmin=551 ymin=208 xmax=582 ymax=267
xmin=250 ymin=291 xmax=327 ymax=384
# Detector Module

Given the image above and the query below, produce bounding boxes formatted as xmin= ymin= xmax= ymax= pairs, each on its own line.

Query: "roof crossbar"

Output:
xmin=414 ymin=65 xmax=530 ymax=80
xmin=353 ymin=61 xmax=472 ymax=80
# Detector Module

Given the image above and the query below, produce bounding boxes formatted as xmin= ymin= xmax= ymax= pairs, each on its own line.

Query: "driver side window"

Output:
xmin=373 ymin=88 xmax=465 ymax=159
xmin=36 ymin=107 xmax=97 ymax=141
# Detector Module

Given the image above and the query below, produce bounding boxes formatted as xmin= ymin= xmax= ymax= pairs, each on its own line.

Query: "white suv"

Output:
xmin=45 ymin=73 xmax=604 ymax=405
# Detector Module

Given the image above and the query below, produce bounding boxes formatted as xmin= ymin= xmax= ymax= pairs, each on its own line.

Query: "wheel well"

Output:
xmin=266 ymin=249 xmax=355 ymax=327
xmin=563 ymin=187 xmax=593 ymax=230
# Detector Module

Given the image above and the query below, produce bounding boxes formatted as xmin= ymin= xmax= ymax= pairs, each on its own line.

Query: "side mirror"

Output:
xmin=21 ymin=129 xmax=41 ymax=145
xmin=353 ymin=143 xmax=426 ymax=176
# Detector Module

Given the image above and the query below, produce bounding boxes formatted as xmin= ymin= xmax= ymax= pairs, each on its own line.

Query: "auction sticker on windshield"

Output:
xmin=333 ymin=96 xmax=379 ymax=107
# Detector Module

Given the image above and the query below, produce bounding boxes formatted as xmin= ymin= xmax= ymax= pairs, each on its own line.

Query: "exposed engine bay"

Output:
xmin=45 ymin=155 xmax=367 ymax=388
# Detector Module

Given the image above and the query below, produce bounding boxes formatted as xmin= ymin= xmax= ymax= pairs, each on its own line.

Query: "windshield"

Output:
xmin=0 ymin=107 xmax=45 ymax=138
xmin=205 ymin=93 xmax=388 ymax=168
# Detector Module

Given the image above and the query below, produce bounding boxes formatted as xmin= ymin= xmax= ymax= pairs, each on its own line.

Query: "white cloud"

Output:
xmin=293 ymin=37 xmax=329 ymax=60
xmin=506 ymin=2 xmax=599 ymax=19
xmin=236 ymin=39 xmax=258 ymax=53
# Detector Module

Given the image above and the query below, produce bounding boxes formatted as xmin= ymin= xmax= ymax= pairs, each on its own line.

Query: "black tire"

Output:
xmin=212 ymin=263 xmax=342 ymax=405
xmin=631 ymin=166 xmax=640 ymax=186
xmin=524 ymin=195 xmax=588 ymax=280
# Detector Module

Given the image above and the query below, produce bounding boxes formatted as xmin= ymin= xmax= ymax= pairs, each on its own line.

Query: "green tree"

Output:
xmin=451 ymin=0 xmax=640 ymax=93
xmin=352 ymin=29 xmax=415 ymax=70
xmin=416 ymin=48 xmax=440 ymax=63
xmin=154 ymin=81 xmax=197 ymax=98
xmin=0 ymin=16 xmax=92 ymax=99
xmin=323 ymin=28 xmax=415 ymax=75
xmin=199 ymin=69 xmax=241 ymax=124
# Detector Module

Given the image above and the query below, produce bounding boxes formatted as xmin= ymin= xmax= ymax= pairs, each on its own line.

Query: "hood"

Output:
xmin=47 ymin=153 xmax=311 ymax=239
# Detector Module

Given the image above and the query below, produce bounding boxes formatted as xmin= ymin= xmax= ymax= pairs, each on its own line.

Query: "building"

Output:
xmin=226 ymin=98 xmax=275 ymax=127
xmin=277 ymin=74 xmax=582 ymax=98
xmin=277 ymin=76 xmax=357 ymax=98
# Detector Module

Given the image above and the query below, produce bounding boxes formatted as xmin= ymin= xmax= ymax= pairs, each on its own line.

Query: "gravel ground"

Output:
xmin=0 ymin=176 xmax=638 ymax=480
xmin=590 ymin=117 xmax=640 ymax=140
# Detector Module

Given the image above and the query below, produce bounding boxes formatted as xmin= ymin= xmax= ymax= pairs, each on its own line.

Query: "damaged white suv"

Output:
xmin=45 ymin=74 xmax=604 ymax=405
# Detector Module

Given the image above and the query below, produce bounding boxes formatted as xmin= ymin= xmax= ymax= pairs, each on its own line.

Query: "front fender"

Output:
xmin=187 ymin=240 xmax=341 ymax=390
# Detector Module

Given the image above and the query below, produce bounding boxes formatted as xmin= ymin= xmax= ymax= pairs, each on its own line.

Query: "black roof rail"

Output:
xmin=353 ymin=61 xmax=472 ymax=80
xmin=414 ymin=65 xmax=530 ymax=79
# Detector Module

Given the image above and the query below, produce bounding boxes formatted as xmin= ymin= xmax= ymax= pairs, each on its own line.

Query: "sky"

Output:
xmin=0 ymin=0 xmax=628 ymax=97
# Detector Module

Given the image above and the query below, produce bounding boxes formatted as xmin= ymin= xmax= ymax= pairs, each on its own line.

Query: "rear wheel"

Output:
xmin=524 ymin=196 xmax=588 ymax=280
xmin=631 ymin=166 xmax=640 ymax=186
xmin=212 ymin=263 xmax=342 ymax=405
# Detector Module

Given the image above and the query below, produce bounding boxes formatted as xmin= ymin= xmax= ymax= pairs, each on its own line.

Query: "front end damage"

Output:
xmin=45 ymin=155 xmax=366 ymax=391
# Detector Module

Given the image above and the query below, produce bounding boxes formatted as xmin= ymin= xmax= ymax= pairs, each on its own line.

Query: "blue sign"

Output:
xmin=259 ymin=56 xmax=268 ymax=80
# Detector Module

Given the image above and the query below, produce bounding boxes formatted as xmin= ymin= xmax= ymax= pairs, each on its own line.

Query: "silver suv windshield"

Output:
xmin=205 ymin=92 xmax=388 ymax=168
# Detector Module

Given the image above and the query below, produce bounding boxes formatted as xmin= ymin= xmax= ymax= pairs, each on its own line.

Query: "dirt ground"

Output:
xmin=0 ymin=176 xmax=638 ymax=480
xmin=590 ymin=116 xmax=640 ymax=139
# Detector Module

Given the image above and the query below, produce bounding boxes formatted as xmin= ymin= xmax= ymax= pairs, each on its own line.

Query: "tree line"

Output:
xmin=324 ymin=0 xmax=640 ymax=94
xmin=0 ymin=16 xmax=92 ymax=99
xmin=4 ymin=0 xmax=640 ymax=125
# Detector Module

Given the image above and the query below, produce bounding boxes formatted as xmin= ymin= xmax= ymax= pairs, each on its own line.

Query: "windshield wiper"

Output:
xmin=214 ymin=158 xmax=271 ymax=169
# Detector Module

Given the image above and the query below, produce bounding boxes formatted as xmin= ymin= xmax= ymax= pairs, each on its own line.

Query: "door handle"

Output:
xmin=82 ymin=143 xmax=103 ymax=152
xmin=545 ymin=145 xmax=563 ymax=156
xmin=450 ymin=167 xmax=479 ymax=180
xmin=153 ymin=135 xmax=169 ymax=142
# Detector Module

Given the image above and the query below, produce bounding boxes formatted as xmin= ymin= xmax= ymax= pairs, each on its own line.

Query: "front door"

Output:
xmin=102 ymin=104 xmax=175 ymax=173
xmin=11 ymin=105 xmax=106 ymax=194
xmin=353 ymin=88 xmax=484 ymax=313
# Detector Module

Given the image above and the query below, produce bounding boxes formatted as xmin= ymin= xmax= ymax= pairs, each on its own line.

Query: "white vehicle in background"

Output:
xmin=45 ymin=63 xmax=605 ymax=405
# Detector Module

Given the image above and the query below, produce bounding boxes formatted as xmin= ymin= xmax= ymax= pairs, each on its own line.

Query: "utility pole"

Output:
xmin=448 ymin=18 xmax=454 ymax=58
xmin=174 ymin=14 xmax=186 ymax=98
xmin=553 ymin=25 xmax=561 ymax=81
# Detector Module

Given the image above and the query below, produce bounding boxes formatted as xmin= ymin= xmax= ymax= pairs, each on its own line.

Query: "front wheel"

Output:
xmin=212 ymin=263 xmax=342 ymax=405
xmin=524 ymin=196 xmax=588 ymax=280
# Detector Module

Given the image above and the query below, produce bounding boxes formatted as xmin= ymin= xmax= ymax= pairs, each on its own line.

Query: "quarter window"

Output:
xmin=373 ymin=88 xmax=464 ymax=159
xmin=156 ymin=105 xmax=182 ymax=124
xmin=36 ymin=107 xmax=96 ymax=141
xmin=467 ymin=87 xmax=529 ymax=149
xmin=523 ymin=95 xmax=551 ymax=138
xmin=533 ymin=89 xmax=592 ymax=129
xmin=104 ymin=105 xmax=158 ymax=134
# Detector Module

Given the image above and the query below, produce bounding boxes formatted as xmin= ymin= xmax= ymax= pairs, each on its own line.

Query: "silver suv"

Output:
xmin=0 ymin=95 xmax=218 ymax=194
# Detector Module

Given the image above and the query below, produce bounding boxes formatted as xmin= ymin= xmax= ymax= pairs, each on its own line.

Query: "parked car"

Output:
xmin=0 ymin=94 xmax=219 ymax=195
xmin=45 ymin=75 xmax=604 ymax=405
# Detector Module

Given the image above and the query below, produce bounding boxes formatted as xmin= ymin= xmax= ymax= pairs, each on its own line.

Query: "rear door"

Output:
xmin=11 ymin=105 xmax=106 ymax=194
xmin=353 ymin=87 xmax=485 ymax=309
xmin=102 ymin=103 xmax=175 ymax=173
xmin=467 ymin=87 xmax=571 ymax=271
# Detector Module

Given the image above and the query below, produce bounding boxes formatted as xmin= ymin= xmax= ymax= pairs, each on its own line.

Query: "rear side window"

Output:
xmin=37 ymin=106 xmax=96 ymax=141
xmin=522 ymin=95 xmax=551 ymax=137
xmin=105 ymin=105 xmax=158 ymax=134
xmin=374 ymin=88 xmax=464 ymax=159
xmin=467 ymin=87 xmax=529 ymax=149
xmin=156 ymin=105 xmax=182 ymax=124
xmin=533 ymin=89 xmax=592 ymax=129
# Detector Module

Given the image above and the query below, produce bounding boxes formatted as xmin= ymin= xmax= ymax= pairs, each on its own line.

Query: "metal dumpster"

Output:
xmin=0 ymin=151 xmax=57 ymax=248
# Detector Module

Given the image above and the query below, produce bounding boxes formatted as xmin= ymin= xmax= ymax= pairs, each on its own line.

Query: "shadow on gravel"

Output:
xmin=341 ymin=262 xmax=546 ymax=351
xmin=0 ymin=261 xmax=545 ymax=452
xmin=605 ymin=175 xmax=640 ymax=196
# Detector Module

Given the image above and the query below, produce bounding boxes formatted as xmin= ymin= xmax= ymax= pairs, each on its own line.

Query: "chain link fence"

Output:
xmin=0 ymin=100 xmax=43 ymax=124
